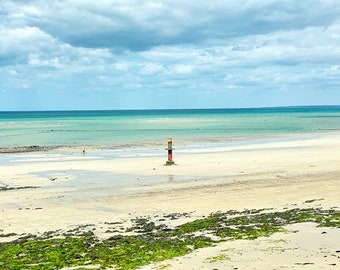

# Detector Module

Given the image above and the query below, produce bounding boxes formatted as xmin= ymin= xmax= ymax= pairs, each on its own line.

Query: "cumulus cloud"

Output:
xmin=3 ymin=0 xmax=339 ymax=51
xmin=0 ymin=26 xmax=52 ymax=64
xmin=0 ymin=0 xmax=339 ymax=109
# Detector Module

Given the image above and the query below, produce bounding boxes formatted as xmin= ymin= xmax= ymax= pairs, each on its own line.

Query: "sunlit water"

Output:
xmin=1 ymin=107 xmax=340 ymax=148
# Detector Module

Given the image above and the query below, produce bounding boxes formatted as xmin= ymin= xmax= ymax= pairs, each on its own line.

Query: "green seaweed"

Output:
xmin=0 ymin=207 xmax=339 ymax=269
xmin=206 ymin=253 xmax=230 ymax=263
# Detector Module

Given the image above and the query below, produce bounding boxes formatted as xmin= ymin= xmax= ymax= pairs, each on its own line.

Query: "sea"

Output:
xmin=1 ymin=106 xmax=340 ymax=149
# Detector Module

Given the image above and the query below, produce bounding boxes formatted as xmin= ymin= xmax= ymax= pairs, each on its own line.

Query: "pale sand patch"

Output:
xmin=0 ymin=133 xmax=339 ymax=267
xmin=143 ymin=223 xmax=340 ymax=270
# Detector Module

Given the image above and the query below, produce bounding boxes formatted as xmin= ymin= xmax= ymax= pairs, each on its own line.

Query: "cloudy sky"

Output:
xmin=1 ymin=0 xmax=339 ymax=111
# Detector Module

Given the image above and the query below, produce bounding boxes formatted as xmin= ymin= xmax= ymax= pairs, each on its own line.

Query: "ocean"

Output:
xmin=1 ymin=106 xmax=340 ymax=149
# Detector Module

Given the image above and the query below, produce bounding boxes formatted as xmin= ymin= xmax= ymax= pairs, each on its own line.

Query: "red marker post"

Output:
xmin=165 ymin=137 xmax=175 ymax=165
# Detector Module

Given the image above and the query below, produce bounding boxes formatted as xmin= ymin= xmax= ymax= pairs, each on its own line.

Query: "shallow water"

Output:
xmin=1 ymin=106 xmax=340 ymax=148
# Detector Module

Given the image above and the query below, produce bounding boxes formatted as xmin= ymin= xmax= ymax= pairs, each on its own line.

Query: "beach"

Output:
xmin=2 ymin=0 xmax=340 ymax=266
xmin=1 ymin=132 xmax=340 ymax=269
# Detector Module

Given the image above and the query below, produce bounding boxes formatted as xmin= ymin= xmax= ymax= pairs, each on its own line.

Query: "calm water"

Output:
xmin=1 ymin=106 xmax=340 ymax=148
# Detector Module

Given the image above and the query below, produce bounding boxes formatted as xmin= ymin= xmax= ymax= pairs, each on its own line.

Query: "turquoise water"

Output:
xmin=1 ymin=106 xmax=340 ymax=148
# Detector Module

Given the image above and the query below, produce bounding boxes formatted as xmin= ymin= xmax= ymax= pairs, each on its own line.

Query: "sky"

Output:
xmin=1 ymin=0 xmax=340 ymax=111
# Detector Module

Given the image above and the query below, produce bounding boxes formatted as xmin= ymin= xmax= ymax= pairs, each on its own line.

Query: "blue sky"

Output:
xmin=1 ymin=0 xmax=339 ymax=111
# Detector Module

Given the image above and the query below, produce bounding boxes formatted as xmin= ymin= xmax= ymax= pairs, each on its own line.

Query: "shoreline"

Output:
xmin=1 ymin=130 xmax=337 ymax=154
xmin=1 ymin=131 xmax=339 ymax=209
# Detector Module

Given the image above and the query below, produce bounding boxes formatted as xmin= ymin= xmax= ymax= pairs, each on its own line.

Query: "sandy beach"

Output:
xmin=1 ymin=133 xmax=340 ymax=269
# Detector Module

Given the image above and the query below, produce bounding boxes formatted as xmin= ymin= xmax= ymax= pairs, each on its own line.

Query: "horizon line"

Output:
xmin=1 ymin=105 xmax=340 ymax=113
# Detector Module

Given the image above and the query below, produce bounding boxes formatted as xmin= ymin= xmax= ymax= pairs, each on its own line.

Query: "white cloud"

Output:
xmin=7 ymin=69 xmax=18 ymax=76
xmin=28 ymin=54 xmax=62 ymax=68
xmin=0 ymin=0 xmax=339 ymax=109
xmin=170 ymin=64 xmax=194 ymax=75
xmin=139 ymin=63 xmax=164 ymax=75
xmin=1 ymin=26 xmax=51 ymax=54
xmin=114 ymin=61 xmax=129 ymax=71
xmin=3 ymin=0 xmax=338 ymax=51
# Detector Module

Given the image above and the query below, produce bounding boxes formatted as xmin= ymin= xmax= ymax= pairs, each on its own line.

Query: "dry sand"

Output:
xmin=0 ymin=133 xmax=339 ymax=269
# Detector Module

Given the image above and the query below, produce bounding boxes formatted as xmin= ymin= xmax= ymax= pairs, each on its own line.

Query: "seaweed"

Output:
xmin=0 ymin=207 xmax=339 ymax=269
